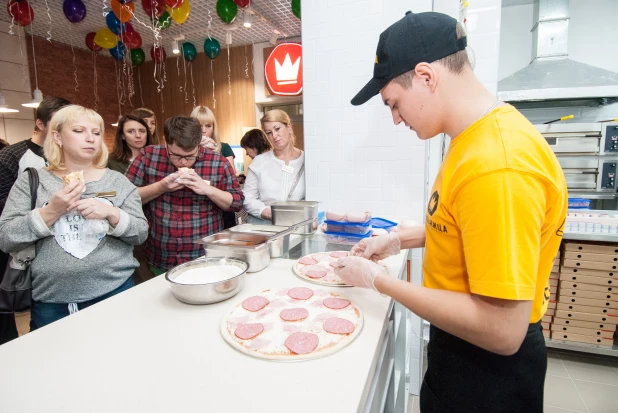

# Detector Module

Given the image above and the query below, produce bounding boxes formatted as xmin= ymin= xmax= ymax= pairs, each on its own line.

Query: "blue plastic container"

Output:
xmin=324 ymin=229 xmax=373 ymax=245
xmin=568 ymin=198 xmax=591 ymax=209
xmin=370 ymin=217 xmax=397 ymax=231
xmin=325 ymin=219 xmax=372 ymax=235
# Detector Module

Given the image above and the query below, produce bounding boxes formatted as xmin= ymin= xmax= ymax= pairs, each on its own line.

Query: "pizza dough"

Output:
xmin=221 ymin=288 xmax=363 ymax=361
xmin=292 ymin=251 xmax=351 ymax=286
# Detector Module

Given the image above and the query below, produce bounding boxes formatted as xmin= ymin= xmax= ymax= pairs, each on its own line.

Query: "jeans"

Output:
xmin=30 ymin=277 xmax=134 ymax=331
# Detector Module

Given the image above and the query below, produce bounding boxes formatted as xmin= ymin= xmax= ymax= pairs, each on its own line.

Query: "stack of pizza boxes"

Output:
xmin=542 ymin=252 xmax=560 ymax=338
xmin=551 ymin=241 xmax=618 ymax=347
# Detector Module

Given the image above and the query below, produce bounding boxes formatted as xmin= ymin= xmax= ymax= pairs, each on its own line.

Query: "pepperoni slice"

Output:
xmin=306 ymin=270 xmax=328 ymax=279
xmin=284 ymin=332 xmax=319 ymax=355
xmin=234 ymin=323 xmax=264 ymax=340
xmin=330 ymin=251 xmax=348 ymax=258
xmin=280 ymin=308 xmax=309 ymax=322
xmin=323 ymin=297 xmax=351 ymax=309
xmin=329 ymin=261 xmax=343 ymax=269
xmin=242 ymin=296 xmax=270 ymax=312
xmin=299 ymin=256 xmax=318 ymax=265
xmin=323 ymin=317 xmax=355 ymax=334
xmin=288 ymin=287 xmax=314 ymax=300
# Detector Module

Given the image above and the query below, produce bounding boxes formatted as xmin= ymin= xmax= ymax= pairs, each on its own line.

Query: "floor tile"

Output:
xmin=544 ymin=375 xmax=589 ymax=412
xmin=544 ymin=406 xmax=587 ymax=413
xmin=573 ymin=380 xmax=618 ymax=413
xmin=560 ymin=352 xmax=618 ymax=385
xmin=547 ymin=352 xmax=569 ymax=378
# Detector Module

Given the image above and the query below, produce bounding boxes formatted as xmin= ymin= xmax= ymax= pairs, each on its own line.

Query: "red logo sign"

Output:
xmin=265 ymin=43 xmax=303 ymax=96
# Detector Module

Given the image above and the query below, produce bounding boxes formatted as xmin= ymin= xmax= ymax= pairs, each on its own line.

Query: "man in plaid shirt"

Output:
xmin=126 ymin=116 xmax=244 ymax=273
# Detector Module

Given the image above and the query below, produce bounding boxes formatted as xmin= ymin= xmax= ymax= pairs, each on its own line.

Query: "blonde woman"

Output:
xmin=190 ymin=106 xmax=235 ymax=168
xmin=243 ymin=109 xmax=305 ymax=223
xmin=0 ymin=105 xmax=148 ymax=329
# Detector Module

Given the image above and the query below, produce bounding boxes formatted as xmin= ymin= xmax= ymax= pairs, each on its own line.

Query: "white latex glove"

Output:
xmin=350 ymin=232 xmax=401 ymax=262
xmin=335 ymin=256 xmax=387 ymax=292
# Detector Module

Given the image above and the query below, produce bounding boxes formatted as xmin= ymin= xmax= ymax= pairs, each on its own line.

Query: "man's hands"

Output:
xmin=335 ymin=256 xmax=387 ymax=291
xmin=351 ymin=232 xmax=401 ymax=261
xmin=176 ymin=170 xmax=212 ymax=196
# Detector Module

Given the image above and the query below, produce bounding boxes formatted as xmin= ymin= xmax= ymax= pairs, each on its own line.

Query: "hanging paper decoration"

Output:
xmin=94 ymin=28 xmax=118 ymax=49
xmin=233 ymin=0 xmax=250 ymax=8
xmin=165 ymin=0 xmax=185 ymax=7
xmin=131 ymin=48 xmax=145 ymax=66
xmin=216 ymin=0 xmax=237 ymax=24
xmin=7 ymin=0 xmax=34 ymax=26
xmin=181 ymin=42 xmax=197 ymax=62
xmin=292 ymin=0 xmax=300 ymax=19
xmin=111 ymin=0 xmax=134 ymax=23
xmin=142 ymin=0 xmax=166 ymax=18
xmin=85 ymin=32 xmax=102 ymax=52
xmin=105 ymin=11 xmax=125 ymax=35
xmin=168 ymin=0 xmax=190 ymax=24
xmin=154 ymin=10 xmax=171 ymax=30
xmin=150 ymin=45 xmax=166 ymax=62
xmin=109 ymin=41 xmax=127 ymax=61
xmin=63 ymin=0 xmax=86 ymax=23
xmin=204 ymin=37 xmax=220 ymax=59
xmin=120 ymin=22 xmax=142 ymax=49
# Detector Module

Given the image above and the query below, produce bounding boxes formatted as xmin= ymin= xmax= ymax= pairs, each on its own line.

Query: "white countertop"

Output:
xmin=0 ymin=251 xmax=409 ymax=413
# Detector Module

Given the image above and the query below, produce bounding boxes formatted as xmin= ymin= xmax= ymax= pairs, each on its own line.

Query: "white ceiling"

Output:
xmin=0 ymin=0 xmax=301 ymax=56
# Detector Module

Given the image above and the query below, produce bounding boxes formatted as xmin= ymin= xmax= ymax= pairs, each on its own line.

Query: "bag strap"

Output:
xmin=24 ymin=168 xmax=39 ymax=210
xmin=286 ymin=163 xmax=305 ymax=201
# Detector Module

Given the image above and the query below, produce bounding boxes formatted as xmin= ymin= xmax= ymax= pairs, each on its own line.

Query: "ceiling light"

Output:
xmin=0 ymin=92 xmax=19 ymax=113
xmin=111 ymin=122 xmax=118 ymax=127
xmin=22 ymin=88 xmax=43 ymax=108
xmin=243 ymin=11 xmax=252 ymax=28
xmin=226 ymin=32 xmax=233 ymax=45
xmin=172 ymin=39 xmax=180 ymax=54
xmin=269 ymin=33 xmax=277 ymax=45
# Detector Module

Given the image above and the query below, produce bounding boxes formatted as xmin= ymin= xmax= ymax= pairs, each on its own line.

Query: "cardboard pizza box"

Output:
xmin=542 ymin=321 xmax=550 ymax=330
xmin=552 ymin=264 xmax=560 ymax=273
xmin=549 ymin=278 xmax=559 ymax=287
xmin=555 ymin=309 xmax=618 ymax=323
xmin=564 ymin=242 xmax=618 ymax=255
xmin=563 ymin=259 xmax=618 ymax=272
xmin=559 ymin=273 xmax=616 ymax=287
xmin=542 ymin=330 xmax=551 ymax=338
xmin=559 ymin=281 xmax=615 ymax=293
xmin=549 ymin=272 xmax=560 ymax=280
xmin=550 ymin=285 xmax=558 ymax=295
xmin=547 ymin=300 xmax=557 ymax=310
xmin=564 ymin=251 xmax=618 ymax=263
xmin=559 ymin=288 xmax=618 ymax=301
xmin=553 ymin=317 xmax=617 ymax=331
xmin=557 ymin=296 xmax=618 ymax=309
xmin=560 ymin=266 xmax=617 ymax=278
xmin=546 ymin=308 xmax=555 ymax=317
xmin=549 ymin=331 xmax=614 ymax=347
xmin=551 ymin=324 xmax=615 ymax=339
xmin=557 ymin=303 xmax=618 ymax=316
xmin=542 ymin=314 xmax=553 ymax=323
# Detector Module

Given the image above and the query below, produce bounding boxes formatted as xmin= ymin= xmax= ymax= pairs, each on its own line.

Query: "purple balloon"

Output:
xmin=63 ymin=0 xmax=87 ymax=23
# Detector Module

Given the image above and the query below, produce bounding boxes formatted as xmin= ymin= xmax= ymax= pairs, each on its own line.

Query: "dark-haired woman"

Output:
xmin=108 ymin=115 xmax=154 ymax=175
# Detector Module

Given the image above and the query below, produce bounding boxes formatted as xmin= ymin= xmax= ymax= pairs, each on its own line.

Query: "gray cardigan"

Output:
xmin=0 ymin=168 xmax=148 ymax=303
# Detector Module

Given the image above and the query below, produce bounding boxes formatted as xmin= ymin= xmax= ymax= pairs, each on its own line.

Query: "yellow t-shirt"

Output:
xmin=422 ymin=105 xmax=567 ymax=323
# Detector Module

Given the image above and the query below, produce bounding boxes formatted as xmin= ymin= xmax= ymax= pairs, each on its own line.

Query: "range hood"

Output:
xmin=497 ymin=0 xmax=618 ymax=108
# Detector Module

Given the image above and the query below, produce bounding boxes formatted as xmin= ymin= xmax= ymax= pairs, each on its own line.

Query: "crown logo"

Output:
xmin=274 ymin=53 xmax=301 ymax=85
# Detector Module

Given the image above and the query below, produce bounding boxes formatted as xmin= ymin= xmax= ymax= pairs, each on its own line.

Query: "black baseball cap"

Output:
xmin=351 ymin=11 xmax=467 ymax=106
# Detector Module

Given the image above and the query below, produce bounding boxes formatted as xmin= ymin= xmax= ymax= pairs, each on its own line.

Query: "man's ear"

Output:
xmin=414 ymin=62 xmax=438 ymax=92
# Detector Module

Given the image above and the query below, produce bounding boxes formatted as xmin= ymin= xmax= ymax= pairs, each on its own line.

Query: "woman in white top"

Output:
xmin=243 ymin=109 xmax=305 ymax=223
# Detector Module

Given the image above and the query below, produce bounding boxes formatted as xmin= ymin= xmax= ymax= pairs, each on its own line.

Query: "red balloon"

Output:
xmin=120 ymin=22 xmax=142 ymax=49
xmin=150 ymin=45 xmax=166 ymax=62
xmin=165 ymin=0 xmax=185 ymax=8
xmin=85 ymin=32 xmax=103 ymax=52
xmin=233 ymin=0 xmax=251 ymax=8
xmin=7 ymin=0 xmax=34 ymax=26
xmin=141 ymin=0 xmax=166 ymax=18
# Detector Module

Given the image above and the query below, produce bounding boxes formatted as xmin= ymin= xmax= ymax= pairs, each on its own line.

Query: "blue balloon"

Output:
xmin=106 ymin=11 xmax=125 ymax=35
xmin=109 ymin=41 xmax=126 ymax=61
xmin=63 ymin=0 xmax=87 ymax=23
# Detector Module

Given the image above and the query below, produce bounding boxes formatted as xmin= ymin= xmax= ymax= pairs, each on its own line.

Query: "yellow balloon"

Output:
xmin=94 ymin=28 xmax=118 ymax=49
xmin=168 ymin=1 xmax=190 ymax=25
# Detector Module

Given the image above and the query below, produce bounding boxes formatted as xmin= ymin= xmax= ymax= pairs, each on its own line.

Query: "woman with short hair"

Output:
xmin=240 ymin=128 xmax=271 ymax=159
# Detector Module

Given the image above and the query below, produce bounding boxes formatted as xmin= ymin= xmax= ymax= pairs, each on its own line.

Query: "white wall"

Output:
xmin=0 ymin=21 xmax=35 ymax=144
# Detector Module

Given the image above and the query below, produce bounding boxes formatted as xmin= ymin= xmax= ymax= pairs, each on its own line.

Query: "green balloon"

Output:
xmin=131 ymin=48 xmax=145 ymax=66
xmin=216 ymin=0 xmax=237 ymax=24
xmin=292 ymin=0 xmax=300 ymax=19
xmin=182 ymin=42 xmax=197 ymax=62
xmin=154 ymin=10 xmax=171 ymax=30
xmin=203 ymin=37 xmax=220 ymax=60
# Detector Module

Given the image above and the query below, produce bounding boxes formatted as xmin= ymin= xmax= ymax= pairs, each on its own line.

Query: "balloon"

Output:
xmin=120 ymin=22 xmax=142 ymax=49
xmin=168 ymin=0 xmax=190 ymax=24
xmin=109 ymin=41 xmax=126 ymax=61
xmin=85 ymin=32 xmax=102 ymax=52
xmin=7 ymin=0 xmax=34 ymax=26
xmin=181 ymin=42 xmax=197 ymax=62
xmin=131 ymin=48 xmax=145 ymax=66
xmin=63 ymin=0 xmax=87 ymax=23
xmin=94 ymin=28 xmax=118 ymax=49
xmin=153 ymin=10 xmax=171 ymax=29
xmin=150 ymin=45 xmax=166 ymax=62
xmin=233 ymin=0 xmax=250 ymax=8
xmin=216 ymin=0 xmax=237 ymax=24
xmin=165 ymin=0 xmax=184 ymax=8
xmin=105 ymin=11 xmax=125 ymax=35
xmin=203 ymin=37 xmax=220 ymax=60
xmin=141 ymin=0 xmax=165 ymax=18
xmin=292 ymin=0 xmax=300 ymax=19
xmin=111 ymin=0 xmax=134 ymax=23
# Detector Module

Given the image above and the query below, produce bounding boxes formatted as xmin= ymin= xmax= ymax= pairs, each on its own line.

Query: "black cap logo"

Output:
xmin=428 ymin=191 xmax=439 ymax=216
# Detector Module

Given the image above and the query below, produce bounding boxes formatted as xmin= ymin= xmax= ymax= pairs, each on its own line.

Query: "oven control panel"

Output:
xmin=603 ymin=125 xmax=618 ymax=152
xmin=600 ymin=162 xmax=617 ymax=189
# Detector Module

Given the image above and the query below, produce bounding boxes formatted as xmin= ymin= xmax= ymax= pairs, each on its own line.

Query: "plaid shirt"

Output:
xmin=126 ymin=145 xmax=244 ymax=271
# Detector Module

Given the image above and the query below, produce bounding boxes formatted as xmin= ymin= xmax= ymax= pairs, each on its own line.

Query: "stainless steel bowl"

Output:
xmin=165 ymin=257 xmax=248 ymax=304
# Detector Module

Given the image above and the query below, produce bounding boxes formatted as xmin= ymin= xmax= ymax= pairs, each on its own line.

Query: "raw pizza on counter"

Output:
xmin=293 ymin=251 xmax=351 ymax=286
xmin=220 ymin=287 xmax=363 ymax=361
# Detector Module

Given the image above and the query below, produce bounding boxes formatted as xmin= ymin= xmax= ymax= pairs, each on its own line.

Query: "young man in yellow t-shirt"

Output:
xmin=336 ymin=11 xmax=567 ymax=412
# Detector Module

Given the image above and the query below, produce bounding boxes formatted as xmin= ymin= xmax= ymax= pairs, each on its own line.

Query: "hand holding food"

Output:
xmin=335 ymin=256 xmax=387 ymax=291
